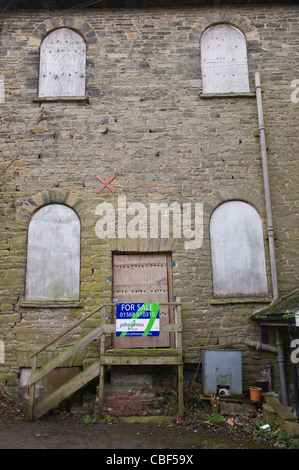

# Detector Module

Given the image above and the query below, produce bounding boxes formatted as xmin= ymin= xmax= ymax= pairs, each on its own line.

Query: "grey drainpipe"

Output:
xmin=255 ymin=72 xmax=279 ymax=301
xmin=245 ymin=337 xmax=288 ymax=406
xmin=275 ymin=330 xmax=288 ymax=407
xmin=254 ymin=75 xmax=288 ymax=406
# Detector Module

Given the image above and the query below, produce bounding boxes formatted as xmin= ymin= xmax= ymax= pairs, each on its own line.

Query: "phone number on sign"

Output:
xmin=117 ymin=311 xmax=158 ymax=319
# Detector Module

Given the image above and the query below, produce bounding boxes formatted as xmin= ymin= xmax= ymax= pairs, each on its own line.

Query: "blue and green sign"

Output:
xmin=116 ymin=303 xmax=160 ymax=337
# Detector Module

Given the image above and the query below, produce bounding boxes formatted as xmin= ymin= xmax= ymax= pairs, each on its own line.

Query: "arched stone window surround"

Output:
xmin=16 ymin=190 xmax=90 ymax=306
xmin=28 ymin=17 xmax=97 ymax=48
xmin=28 ymin=18 xmax=97 ymax=101
xmin=189 ymin=12 xmax=259 ymax=95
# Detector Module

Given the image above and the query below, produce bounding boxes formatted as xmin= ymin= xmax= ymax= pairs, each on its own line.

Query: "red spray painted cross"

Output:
xmin=96 ymin=175 xmax=116 ymax=193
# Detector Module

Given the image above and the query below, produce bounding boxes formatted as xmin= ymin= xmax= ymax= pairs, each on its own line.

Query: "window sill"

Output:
xmin=210 ymin=297 xmax=272 ymax=305
xmin=199 ymin=92 xmax=256 ymax=99
xmin=33 ymin=96 xmax=90 ymax=104
xmin=20 ymin=301 xmax=82 ymax=308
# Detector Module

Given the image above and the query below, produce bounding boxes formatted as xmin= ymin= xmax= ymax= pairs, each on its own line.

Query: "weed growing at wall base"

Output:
xmin=95 ymin=196 xmax=203 ymax=249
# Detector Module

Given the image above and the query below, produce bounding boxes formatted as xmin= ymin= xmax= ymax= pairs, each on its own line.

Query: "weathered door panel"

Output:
xmin=113 ymin=253 xmax=172 ymax=348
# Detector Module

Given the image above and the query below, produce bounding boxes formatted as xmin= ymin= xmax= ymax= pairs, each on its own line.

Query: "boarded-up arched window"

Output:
xmin=210 ymin=201 xmax=268 ymax=297
xmin=38 ymin=28 xmax=86 ymax=98
xmin=201 ymin=24 xmax=250 ymax=94
xmin=25 ymin=204 xmax=80 ymax=301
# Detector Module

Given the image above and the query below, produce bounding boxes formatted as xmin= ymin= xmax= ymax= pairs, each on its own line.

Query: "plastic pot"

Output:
xmin=249 ymin=386 xmax=262 ymax=402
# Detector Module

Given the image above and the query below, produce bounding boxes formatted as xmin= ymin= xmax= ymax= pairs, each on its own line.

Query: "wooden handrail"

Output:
xmin=31 ymin=302 xmax=182 ymax=359
xmin=30 ymin=301 xmax=182 ymax=367
xmin=30 ymin=303 xmax=113 ymax=358
xmin=30 ymin=326 xmax=105 ymax=386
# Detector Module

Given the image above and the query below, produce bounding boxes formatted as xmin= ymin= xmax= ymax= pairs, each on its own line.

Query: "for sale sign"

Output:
xmin=116 ymin=303 xmax=160 ymax=337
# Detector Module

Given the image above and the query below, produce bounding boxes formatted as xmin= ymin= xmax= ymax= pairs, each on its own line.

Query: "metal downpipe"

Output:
xmin=245 ymin=338 xmax=277 ymax=354
xmin=245 ymin=336 xmax=288 ymax=406
xmin=275 ymin=329 xmax=288 ymax=407
xmin=255 ymin=72 xmax=279 ymax=301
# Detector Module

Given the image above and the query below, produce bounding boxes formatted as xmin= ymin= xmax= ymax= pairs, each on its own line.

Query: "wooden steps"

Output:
xmin=28 ymin=323 xmax=105 ymax=421
xmin=28 ymin=302 xmax=183 ymax=420
xmin=101 ymin=348 xmax=183 ymax=365
xmin=32 ymin=361 xmax=101 ymax=421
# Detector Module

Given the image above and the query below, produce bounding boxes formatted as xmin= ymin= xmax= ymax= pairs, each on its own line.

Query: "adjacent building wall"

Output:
xmin=0 ymin=5 xmax=298 ymax=410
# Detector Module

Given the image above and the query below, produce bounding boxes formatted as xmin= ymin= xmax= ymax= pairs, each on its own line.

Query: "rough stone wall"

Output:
xmin=0 ymin=5 xmax=298 ymax=403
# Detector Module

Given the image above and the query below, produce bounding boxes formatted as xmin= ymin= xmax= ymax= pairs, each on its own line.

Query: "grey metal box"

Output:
xmin=202 ymin=349 xmax=242 ymax=396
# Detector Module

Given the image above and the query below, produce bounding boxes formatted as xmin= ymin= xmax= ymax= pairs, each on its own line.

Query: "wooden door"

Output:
xmin=113 ymin=253 xmax=172 ymax=349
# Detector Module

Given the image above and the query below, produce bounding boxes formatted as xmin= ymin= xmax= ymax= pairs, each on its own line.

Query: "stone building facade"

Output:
xmin=0 ymin=1 xmax=298 ymax=415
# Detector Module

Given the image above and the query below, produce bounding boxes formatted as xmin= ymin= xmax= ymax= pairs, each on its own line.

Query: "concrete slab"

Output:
xmin=263 ymin=396 xmax=299 ymax=439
